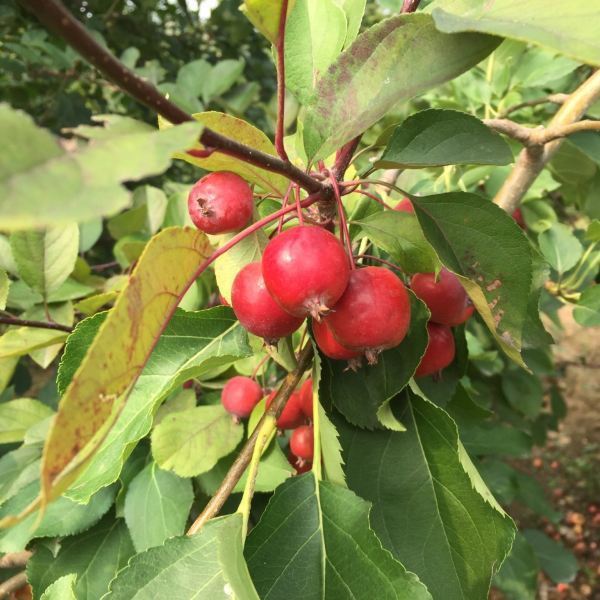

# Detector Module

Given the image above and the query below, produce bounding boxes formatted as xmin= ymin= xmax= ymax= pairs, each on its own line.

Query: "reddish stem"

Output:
xmin=294 ymin=185 xmax=304 ymax=225
xmin=277 ymin=182 xmax=294 ymax=234
xmin=401 ymin=0 xmax=421 ymax=12
xmin=328 ymin=174 xmax=355 ymax=270
xmin=354 ymin=254 xmax=404 ymax=273
xmin=275 ymin=0 xmax=290 ymax=161
xmin=0 ymin=314 xmax=73 ymax=333
xmin=332 ymin=137 xmax=361 ymax=180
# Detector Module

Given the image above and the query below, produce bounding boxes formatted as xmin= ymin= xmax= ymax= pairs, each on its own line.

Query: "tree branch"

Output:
xmin=18 ymin=0 xmax=323 ymax=195
xmin=0 ymin=551 xmax=32 ymax=569
xmin=493 ymin=70 xmax=600 ymax=214
xmin=187 ymin=342 xmax=314 ymax=535
xmin=484 ymin=118 xmax=600 ymax=146
xmin=0 ymin=315 xmax=73 ymax=333
xmin=401 ymin=0 xmax=422 ymax=12
xmin=498 ymin=93 xmax=568 ymax=118
xmin=0 ymin=572 xmax=27 ymax=598
xmin=274 ymin=0 xmax=290 ymax=161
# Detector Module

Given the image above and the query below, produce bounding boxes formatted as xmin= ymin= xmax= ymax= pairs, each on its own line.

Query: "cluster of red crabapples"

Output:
xmin=189 ymin=173 xmax=475 ymax=387
xmin=220 ymin=374 xmax=314 ymax=474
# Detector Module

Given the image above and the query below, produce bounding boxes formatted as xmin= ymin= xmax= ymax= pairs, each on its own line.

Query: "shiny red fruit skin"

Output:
xmin=325 ymin=267 xmax=411 ymax=356
xmin=415 ymin=323 xmax=455 ymax=378
xmin=287 ymin=451 xmax=312 ymax=474
xmin=312 ymin=318 xmax=361 ymax=360
xmin=231 ymin=262 xmax=303 ymax=342
xmin=299 ymin=378 xmax=313 ymax=419
xmin=394 ymin=197 xmax=415 ymax=214
xmin=221 ymin=376 xmax=262 ymax=418
xmin=262 ymin=226 xmax=351 ymax=317
xmin=290 ymin=425 xmax=314 ymax=461
xmin=411 ymin=268 xmax=469 ymax=326
xmin=187 ymin=171 xmax=253 ymax=234
xmin=267 ymin=390 xmax=305 ymax=430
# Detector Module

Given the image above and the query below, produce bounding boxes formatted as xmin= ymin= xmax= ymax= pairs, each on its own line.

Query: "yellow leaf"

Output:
xmin=0 ymin=328 xmax=68 ymax=358
xmin=41 ymin=227 xmax=212 ymax=501
xmin=159 ymin=112 xmax=288 ymax=196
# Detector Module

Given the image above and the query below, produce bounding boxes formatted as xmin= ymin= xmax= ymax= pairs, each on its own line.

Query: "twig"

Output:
xmin=484 ymin=118 xmax=600 ymax=146
xmin=332 ymin=137 xmax=361 ymax=180
xmin=0 ymin=571 xmax=27 ymax=598
xmin=0 ymin=315 xmax=73 ymax=333
xmin=498 ymin=93 xmax=568 ymax=118
xmin=493 ymin=70 xmax=600 ymax=214
xmin=328 ymin=174 xmax=355 ymax=270
xmin=187 ymin=343 xmax=314 ymax=535
xmin=274 ymin=0 xmax=290 ymax=161
xmin=401 ymin=0 xmax=422 ymax=13
xmin=18 ymin=0 xmax=323 ymax=195
xmin=0 ymin=551 xmax=32 ymax=569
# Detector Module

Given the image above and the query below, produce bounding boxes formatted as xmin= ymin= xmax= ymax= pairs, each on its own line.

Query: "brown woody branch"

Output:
xmin=0 ymin=315 xmax=73 ymax=333
xmin=493 ymin=69 xmax=600 ymax=214
xmin=18 ymin=0 xmax=322 ymax=195
xmin=484 ymin=118 xmax=600 ymax=147
xmin=0 ymin=572 xmax=27 ymax=598
xmin=187 ymin=342 xmax=314 ymax=535
xmin=0 ymin=551 xmax=32 ymax=569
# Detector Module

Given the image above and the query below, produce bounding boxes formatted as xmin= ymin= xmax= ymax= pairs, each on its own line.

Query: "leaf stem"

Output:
xmin=275 ymin=0 xmax=290 ymax=161
xmin=187 ymin=343 xmax=313 ymax=535
xmin=328 ymin=174 xmax=355 ymax=269
xmin=0 ymin=572 xmax=27 ymax=598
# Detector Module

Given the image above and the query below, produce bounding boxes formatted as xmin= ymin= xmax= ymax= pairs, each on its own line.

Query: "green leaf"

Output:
xmin=337 ymin=392 xmax=515 ymax=600
xmin=242 ymin=0 xmax=298 ymax=44
xmin=573 ymin=285 xmax=600 ymax=326
xmin=538 ymin=222 xmax=583 ymax=274
xmin=336 ymin=0 xmax=366 ymax=49
xmin=302 ymin=13 xmax=498 ymax=160
xmin=585 ymin=219 xmax=600 ymax=242
xmin=154 ymin=388 xmax=197 ymax=426
xmin=10 ymin=224 xmax=79 ymax=297
xmin=0 ymin=328 xmax=68 ymax=359
xmin=567 ymin=131 xmax=600 ymax=165
xmin=151 ymin=405 xmax=243 ymax=477
xmin=27 ymin=515 xmax=135 ymax=600
xmin=285 ymin=0 xmax=347 ymax=104
xmin=0 ymin=482 xmax=115 ymax=553
xmin=176 ymin=59 xmax=212 ymax=98
xmin=161 ymin=111 xmax=287 ymax=195
xmin=0 ymin=269 xmax=8 ymax=310
xmin=0 ymin=398 xmax=54 ymax=443
xmin=462 ymin=422 xmax=532 ymax=457
xmin=378 ymin=109 xmax=512 ymax=169
xmin=493 ymin=533 xmax=539 ymax=600
xmin=203 ymin=59 xmax=245 ymax=104
xmin=0 ymin=444 xmax=42 ymax=505
xmin=0 ymin=106 xmax=202 ymax=230
xmin=355 ymin=211 xmax=439 ymax=274
xmin=319 ymin=293 xmax=428 ymax=429
xmin=523 ymin=529 xmax=578 ymax=583
xmin=40 ymin=228 xmax=213 ymax=505
xmin=411 ymin=192 xmax=533 ymax=366
xmin=106 ymin=514 xmax=259 ymax=600
xmin=246 ymin=473 xmax=431 ymax=599
xmin=57 ymin=307 xmax=251 ymax=502
xmin=432 ymin=0 xmax=600 ymax=67
xmin=501 ymin=369 xmax=544 ymax=418
xmin=39 ymin=575 xmax=77 ymax=600
xmin=124 ymin=462 xmax=193 ymax=551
